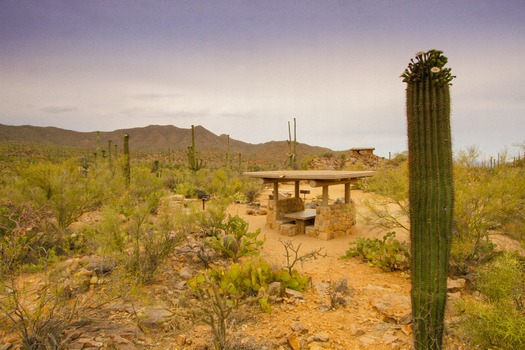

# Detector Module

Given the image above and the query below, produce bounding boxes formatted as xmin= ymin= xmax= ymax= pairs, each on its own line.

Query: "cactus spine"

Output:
xmin=123 ymin=134 xmax=130 ymax=186
xmin=187 ymin=125 xmax=204 ymax=171
xmin=401 ymin=50 xmax=455 ymax=350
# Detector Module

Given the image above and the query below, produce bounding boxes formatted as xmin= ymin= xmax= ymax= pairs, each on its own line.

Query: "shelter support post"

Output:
xmin=273 ymin=182 xmax=279 ymax=218
xmin=294 ymin=181 xmax=300 ymax=199
xmin=345 ymin=183 xmax=351 ymax=204
xmin=322 ymin=186 xmax=329 ymax=206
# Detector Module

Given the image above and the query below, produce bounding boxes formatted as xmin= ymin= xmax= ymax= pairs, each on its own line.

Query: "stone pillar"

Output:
xmin=273 ymin=182 xmax=279 ymax=219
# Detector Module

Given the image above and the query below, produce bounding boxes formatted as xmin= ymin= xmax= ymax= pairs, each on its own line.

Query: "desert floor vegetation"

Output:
xmin=0 ymin=142 xmax=524 ymax=349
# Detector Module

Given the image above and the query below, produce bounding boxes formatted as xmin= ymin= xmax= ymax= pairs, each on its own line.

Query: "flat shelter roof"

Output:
xmin=243 ymin=170 xmax=375 ymax=182
xmin=244 ymin=170 xmax=375 ymax=207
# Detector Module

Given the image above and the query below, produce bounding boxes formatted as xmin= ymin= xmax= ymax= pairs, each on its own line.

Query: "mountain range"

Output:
xmin=0 ymin=123 xmax=333 ymax=158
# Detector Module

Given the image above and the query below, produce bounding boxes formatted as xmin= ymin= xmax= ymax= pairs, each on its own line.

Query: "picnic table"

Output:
xmin=284 ymin=209 xmax=316 ymax=235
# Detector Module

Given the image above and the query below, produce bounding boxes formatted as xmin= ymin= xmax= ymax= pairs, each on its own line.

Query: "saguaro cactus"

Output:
xmin=123 ymin=134 xmax=130 ymax=186
xmin=287 ymin=118 xmax=297 ymax=169
xmin=187 ymin=125 xmax=204 ymax=171
xmin=401 ymin=50 xmax=455 ymax=350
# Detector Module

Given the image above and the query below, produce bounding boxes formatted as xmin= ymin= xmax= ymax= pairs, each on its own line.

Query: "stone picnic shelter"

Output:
xmin=243 ymin=170 xmax=375 ymax=240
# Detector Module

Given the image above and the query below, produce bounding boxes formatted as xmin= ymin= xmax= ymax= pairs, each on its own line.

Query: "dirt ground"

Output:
xmin=2 ymin=184 xmax=472 ymax=350
xmin=216 ymin=184 xmax=414 ymax=350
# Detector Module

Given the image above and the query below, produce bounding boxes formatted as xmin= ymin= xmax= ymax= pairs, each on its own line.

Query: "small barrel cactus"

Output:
xmin=222 ymin=234 xmax=239 ymax=255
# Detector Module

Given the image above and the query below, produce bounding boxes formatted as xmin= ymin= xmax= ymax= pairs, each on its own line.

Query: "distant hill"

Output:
xmin=0 ymin=123 xmax=333 ymax=162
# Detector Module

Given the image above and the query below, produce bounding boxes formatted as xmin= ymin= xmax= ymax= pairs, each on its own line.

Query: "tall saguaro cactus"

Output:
xmin=287 ymin=118 xmax=297 ymax=169
xmin=123 ymin=134 xmax=130 ymax=186
xmin=401 ymin=50 xmax=455 ymax=350
xmin=187 ymin=125 xmax=204 ymax=171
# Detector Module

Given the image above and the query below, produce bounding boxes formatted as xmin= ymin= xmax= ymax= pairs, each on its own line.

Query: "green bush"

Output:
xmin=455 ymin=253 xmax=525 ymax=349
xmin=7 ymin=159 xmax=114 ymax=230
xmin=475 ymin=253 xmax=525 ymax=304
xmin=458 ymin=299 xmax=525 ymax=349
xmin=343 ymin=232 xmax=410 ymax=272
xmin=0 ymin=202 xmax=60 ymax=275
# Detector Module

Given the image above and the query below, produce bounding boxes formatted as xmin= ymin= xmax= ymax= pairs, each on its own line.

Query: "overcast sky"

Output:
xmin=1 ymin=1 xmax=524 ymax=158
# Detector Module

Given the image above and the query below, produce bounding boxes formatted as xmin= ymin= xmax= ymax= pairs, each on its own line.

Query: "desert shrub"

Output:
xmin=122 ymin=202 xmax=181 ymax=284
xmin=9 ymin=159 xmax=112 ymax=230
xmin=190 ymin=274 xmax=238 ymax=350
xmin=0 ymin=202 xmax=60 ymax=275
xmin=198 ymin=200 xmax=229 ymax=237
xmin=361 ymin=149 xmax=525 ymax=274
xmin=455 ymin=252 xmax=525 ymax=349
xmin=457 ymin=299 xmax=525 ymax=349
xmin=128 ymin=166 xmax=164 ymax=212
xmin=361 ymin=162 xmax=409 ymax=232
xmin=343 ymin=232 xmax=410 ymax=272
xmin=0 ymin=272 xmax=114 ymax=350
xmin=475 ymin=253 xmax=525 ymax=305
xmin=279 ymin=239 xmax=326 ymax=275
xmin=452 ymin=157 xmax=525 ymax=273
xmin=242 ymin=180 xmax=261 ymax=203
xmin=176 ymin=181 xmax=198 ymax=198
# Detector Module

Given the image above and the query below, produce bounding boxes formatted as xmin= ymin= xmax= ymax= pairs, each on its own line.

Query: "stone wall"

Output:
xmin=266 ymin=197 xmax=304 ymax=228
xmin=309 ymin=203 xmax=356 ymax=240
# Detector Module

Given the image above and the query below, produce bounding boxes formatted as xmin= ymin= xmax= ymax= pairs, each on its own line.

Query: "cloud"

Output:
xmin=41 ymin=106 xmax=78 ymax=114
xmin=130 ymin=93 xmax=184 ymax=101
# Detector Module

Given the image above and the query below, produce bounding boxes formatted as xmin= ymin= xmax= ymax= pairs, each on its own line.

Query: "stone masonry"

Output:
xmin=266 ymin=197 xmax=304 ymax=229
xmin=309 ymin=203 xmax=356 ymax=240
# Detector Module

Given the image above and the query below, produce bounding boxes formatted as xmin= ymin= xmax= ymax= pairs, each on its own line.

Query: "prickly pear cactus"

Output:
xmin=401 ymin=50 xmax=455 ymax=350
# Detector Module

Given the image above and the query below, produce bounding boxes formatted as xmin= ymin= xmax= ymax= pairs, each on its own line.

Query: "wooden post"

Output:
xmin=344 ymin=183 xmax=351 ymax=204
xmin=294 ymin=181 xmax=300 ymax=198
xmin=322 ymin=186 xmax=329 ymax=206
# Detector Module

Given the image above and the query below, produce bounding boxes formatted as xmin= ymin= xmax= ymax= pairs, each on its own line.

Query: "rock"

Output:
xmin=399 ymin=312 xmax=412 ymax=325
xmin=308 ymin=343 xmax=326 ymax=350
xmin=257 ymin=209 xmax=268 ymax=215
xmin=268 ymin=282 xmax=282 ymax=296
xmin=291 ymin=321 xmax=308 ymax=334
xmin=288 ymin=333 xmax=301 ymax=350
xmin=382 ymin=332 xmax=401 ymax=345
xmin=139 ymin=307 xmax=172 ymax=329
xmin=349 ymin=324 xmax=365 ymax=336
xmin=178 ymin=267 xmax=194 ymax=279
xmin=370 ymin=294 xmax=411 ymax=323
xmin=177 ymin=334 xmax=187 ymax=346
xmin=358 ymin=335 xmax=379 ymax=346
xmin=285 ymin=288 xmax=304 ymax=299
xmin=401 ymin=324 xmax=412 ymax=336
xmin=172 ymin=194 xmax=185 ymax=201
xmin=312 ymin=332 xmax=329 ymax=342
xmin=82 ymin=256 xmax=116 ymax=274
xmin=246 ymin=209 xmax=256 ymax=215
xmin=447 ymin=278 xmax=466 ymax=292
xmin=448 ymin=291 xmax=462 ymax=300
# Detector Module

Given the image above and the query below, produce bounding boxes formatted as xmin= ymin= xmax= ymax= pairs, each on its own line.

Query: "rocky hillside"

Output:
xmin=0 ymin=123 xmax=331 ymax=157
